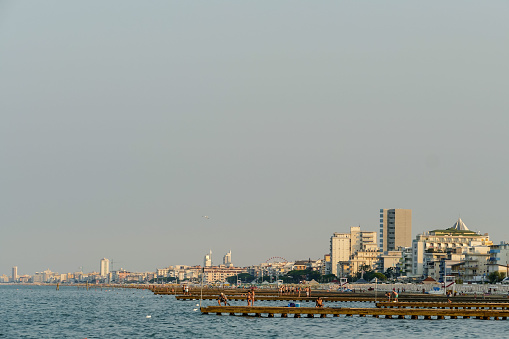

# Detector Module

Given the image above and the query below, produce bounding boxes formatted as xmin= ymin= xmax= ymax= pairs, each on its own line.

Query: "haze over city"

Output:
xmin=1 ymin=1 xmax=508 ymax=276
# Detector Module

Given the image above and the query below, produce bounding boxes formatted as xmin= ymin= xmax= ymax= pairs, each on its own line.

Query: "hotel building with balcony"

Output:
xmin=411 ymin=218 xmax=492 ymax=277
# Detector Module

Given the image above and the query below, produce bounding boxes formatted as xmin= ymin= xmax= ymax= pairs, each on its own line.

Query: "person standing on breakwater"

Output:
xmin=251 ymin=287 xmax=255 ymax=305
xmin=393 ymin=290 xmax=399 ymax=302
xmin=247 ymin=291 xmax=253 ymax=306
xmin=315 ymin=297 xmax=323 ymax=308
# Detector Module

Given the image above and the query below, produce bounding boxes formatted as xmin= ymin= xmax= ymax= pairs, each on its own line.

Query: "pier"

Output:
xmin=376 ymin=301 xmax=509 ymax=310
xmin=200 ymin=305 xmax=509 ymax=320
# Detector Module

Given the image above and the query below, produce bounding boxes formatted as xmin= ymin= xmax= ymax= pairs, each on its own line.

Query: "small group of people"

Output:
xmin=279 ymin=286 xmax=299 ymax=295
xmin=385 ymin=290 xmax=399 ymax=302
xmin=218 ymin=288 xmax=323 ymax=308
xmin=218 ymin=290 xmax=253 ymax=306
xmin=182 ymin=285 xmax=189 ymax=295
xmin=279 ymin=286 xmax=312 ymax=297
xmin=446 ymin=290 xmax=457 ymax=298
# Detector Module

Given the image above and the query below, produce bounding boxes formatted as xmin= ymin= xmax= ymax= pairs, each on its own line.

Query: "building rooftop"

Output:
xmin=429 ymin=228 xmax=479 ymax=237
xmin=452 ymin=217 xmax=469 ymax=231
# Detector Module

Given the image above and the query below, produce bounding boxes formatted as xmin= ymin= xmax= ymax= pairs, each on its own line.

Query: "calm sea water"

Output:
xmin=0 ymin=285 xmax=507 ymax=338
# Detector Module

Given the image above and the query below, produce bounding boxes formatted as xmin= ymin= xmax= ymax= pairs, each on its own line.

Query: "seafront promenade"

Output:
xmin=6 ymin=281 xmax=508 ymax=297
xmin=150 ymin=282 xmax=509 ymax=297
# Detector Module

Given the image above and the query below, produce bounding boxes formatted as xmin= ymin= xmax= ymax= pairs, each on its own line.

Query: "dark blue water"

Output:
xmin=0 ymin=285 xmax=506 ymax=338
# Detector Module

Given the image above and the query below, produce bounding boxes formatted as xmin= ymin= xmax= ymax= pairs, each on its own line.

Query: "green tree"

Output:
xmin=384 ymin=267 xmax=396 ymax=279
xmin=226 ymin=273 xmax=255 ymax=284
xmin=284 ymin=270 xmax=308 ymax=283
xmin=488 ymin=271 xmax=506 ymax=283
xmin=319 ymin=274 xmax=336 ymax=283
xmin=372 ymin=272 xmax=387 ymax=281
xmin=280 ymin=269 xmax=323 ymax=283
xmin=354 ymin=265 xmax=373 ymax=281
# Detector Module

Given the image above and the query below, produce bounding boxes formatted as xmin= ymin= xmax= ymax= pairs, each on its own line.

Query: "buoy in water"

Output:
xmin=146 ymin=315 xmax=151 ymax=318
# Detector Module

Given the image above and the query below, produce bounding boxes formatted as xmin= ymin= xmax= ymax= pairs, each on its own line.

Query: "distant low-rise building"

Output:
xmin=323 ymin=254 xmax=331 ymax=275
xmin=377 ymin=250 xmax=403 ymax=274
xmin=488 ymin=242 xmax=509 ymax=269
xmin=398 ymin=247 xmax=413 ymax=276
xmin=203 ymin=266 xmax=247 ymax=283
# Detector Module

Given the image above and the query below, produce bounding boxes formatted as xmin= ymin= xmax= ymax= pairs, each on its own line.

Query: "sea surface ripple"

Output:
xmin=0 ymin=285 xmax=506 ymax=338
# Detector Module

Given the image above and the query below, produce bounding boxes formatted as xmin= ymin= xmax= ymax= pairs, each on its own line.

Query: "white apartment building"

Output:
xmin=156 ymin=268 xmax=170 ymax=277
xmin=204 ymin=250 xmax=212 ymax=267
xmin=159 ymin=265 xmax=202 ymax=282
xmin=12 ymin=266 xmax=18 ymax=283
xmin=348 ymin=250 xmax=380 ymax=274
xmin=203 ymin=266 xmax=247 ymax=283
xmin=377 ymin=250 xmax=403 ymax=274
xmin=100 ymin=258 xmax=110 ymax=277
xmin=486 ymin=243 xmax=509 ymax=279
xmin=462 ymin=246 xmax=491 ymax=282
xmin=412 ymin=218 xmax=491 ymax=277
xmin=488 ymin=242 xmax=509 ymax=268
xmin=223 ymin=251 xmax=232 ymax=267
xmin=398 ymin=247 xmax=413 ymax=276
xmin=330 ymin=226 xmax=378 ymax=276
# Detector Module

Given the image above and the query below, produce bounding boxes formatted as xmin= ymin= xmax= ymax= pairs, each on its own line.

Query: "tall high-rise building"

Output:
xmin=204 ymin=250 xmax=212 ymax=267
xmin=12 ymin=266 xmax=18 ymax=283
xmin=379 ymin=209 xmax=412 ymax=252
xmin=223 ymin=250 xmax=232 ymax=266
xmin=100 ymin=258 xmax=110 ymax=277
xmin=330 ymin=226 xmax=377 ymax=276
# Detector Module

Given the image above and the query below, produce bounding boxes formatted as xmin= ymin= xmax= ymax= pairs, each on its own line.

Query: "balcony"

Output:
xmin=490 ymin=249 xmax=500 ymax=254
xmin=489 ymin=257 xmax=501 ymax=261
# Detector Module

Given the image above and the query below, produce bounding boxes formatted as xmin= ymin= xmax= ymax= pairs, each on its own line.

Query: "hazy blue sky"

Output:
xmin=1 ymin=1 xmax=508 ymax=276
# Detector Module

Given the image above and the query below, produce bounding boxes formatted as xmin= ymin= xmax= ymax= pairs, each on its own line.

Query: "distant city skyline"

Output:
xmin=1 ymin=1 xmax=508 ymax=276
xmin=3 ymin=211 xmax=507 ymax=278
xmin=1 ymin=213 xmax=506 ymax=277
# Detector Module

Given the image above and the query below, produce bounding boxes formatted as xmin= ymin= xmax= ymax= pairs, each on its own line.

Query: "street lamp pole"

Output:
xmin=200 ymin=267 xmax=204 ymax=308
xmin=375 ymin=277 xmax=378 ymax=303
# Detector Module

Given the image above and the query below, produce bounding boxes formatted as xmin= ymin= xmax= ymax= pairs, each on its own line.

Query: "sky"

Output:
xmin=1 ymin=1 xmax=508 ymax=276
